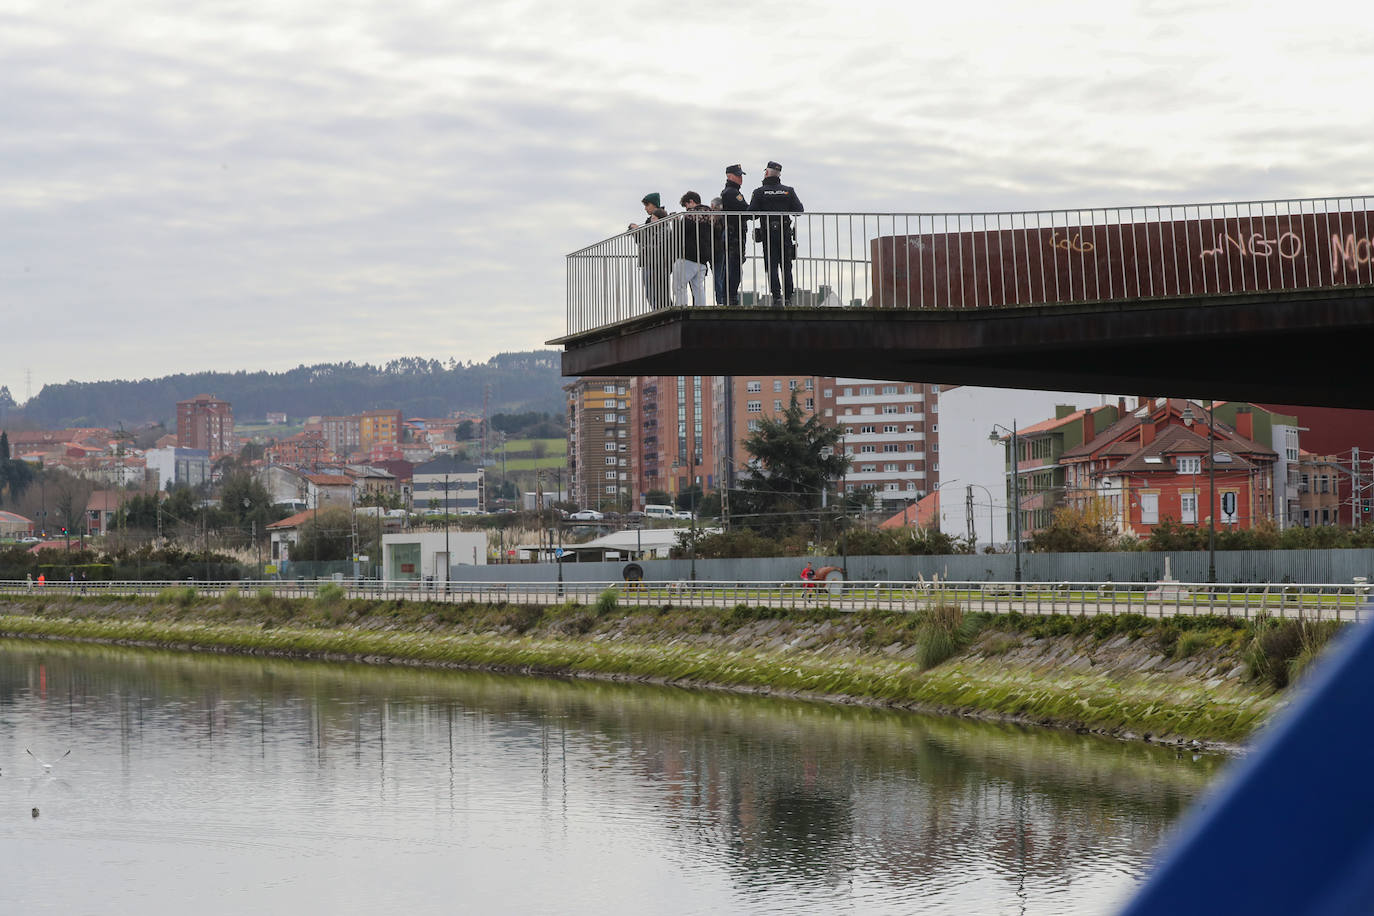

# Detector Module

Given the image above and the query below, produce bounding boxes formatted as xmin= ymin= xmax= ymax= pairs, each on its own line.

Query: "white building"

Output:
xmin=937 ymin=387 xmax=1137 ymax=547
xmin=382 ymin=530 xmax=487 ymax=582
xmin=145 ymin=447 xmax=209 ymax=490
xmin=834 ymin=379 xmax=939 ymax=508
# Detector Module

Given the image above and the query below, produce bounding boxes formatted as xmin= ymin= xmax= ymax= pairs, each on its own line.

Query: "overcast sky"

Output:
xmin=4 ymin=0 xmax=1372 ymax=404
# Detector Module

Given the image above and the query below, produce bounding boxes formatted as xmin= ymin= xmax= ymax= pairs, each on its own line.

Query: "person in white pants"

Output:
xmin=673 ymin=191 xmax=714 ymax=306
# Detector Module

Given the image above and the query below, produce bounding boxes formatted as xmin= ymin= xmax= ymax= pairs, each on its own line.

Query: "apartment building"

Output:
xmin=1296 ymin=453 xmax=1344 ymax=527
xmin=322 ymin=415 xmax=361 ymax=459
xmin=832 ymin=379 xmax=939 ymax=508
xmin=412 ymin=455 xmax=483 ymax=514
xmin=566 ymin=376 xmax=631 ymax=510
xmin=176 ymin=394 xmax=235 ymax=457
xmin=709 ymin=375 xmax=832 ymax=500
xmin=630 ymin=375 xmax=718 ymax=506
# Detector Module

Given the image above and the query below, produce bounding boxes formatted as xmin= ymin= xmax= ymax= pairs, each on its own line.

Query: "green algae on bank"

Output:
xmin=0 ymin=594 xmax=1291 ymax=747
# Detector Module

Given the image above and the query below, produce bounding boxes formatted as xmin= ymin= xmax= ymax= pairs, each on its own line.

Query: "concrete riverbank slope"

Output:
xmin=1 ymin=591 xmax=1329 ymax=749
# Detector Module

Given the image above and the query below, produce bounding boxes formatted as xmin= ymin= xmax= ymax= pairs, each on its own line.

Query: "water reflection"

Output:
xmin=0 ymin=640 xmax=1220 ymax=914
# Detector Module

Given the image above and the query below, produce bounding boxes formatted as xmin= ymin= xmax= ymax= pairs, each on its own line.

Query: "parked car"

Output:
xmin=569 ymin=509 xmax=604 ymax=521
xmin=673 ymin=510 xmax=694 ymax=520
xmin=624 ymin=511 xmax=646 ymax=522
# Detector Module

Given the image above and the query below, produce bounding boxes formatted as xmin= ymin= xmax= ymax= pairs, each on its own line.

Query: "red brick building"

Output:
xmin=176 ymin=394 xmax=235 ymax=457
xmin=1059 ymin=398 xmax=1279 ymax=537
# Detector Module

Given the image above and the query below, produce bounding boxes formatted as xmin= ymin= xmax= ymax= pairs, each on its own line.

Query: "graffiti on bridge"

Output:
xmin=871 ymin=208 xmax=1374 ymax=308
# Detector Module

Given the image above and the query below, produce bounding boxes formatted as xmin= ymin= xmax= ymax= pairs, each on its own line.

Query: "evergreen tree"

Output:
xmin=734 ymin=393 xmax=851 ymax=535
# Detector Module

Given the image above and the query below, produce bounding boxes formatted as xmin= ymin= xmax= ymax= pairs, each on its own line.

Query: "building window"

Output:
xmin=747 ymin=401 xmax=761 ymax=413
xmin=859 ymin=386 xmax=875 ymax=396
xmin=883 ymin=424 xmax=898 ymax=433
xmin=603 ymin=384 xmax=616 ymax=393
xmin=1181 ymin=492 xmax=1198 ymax=523
xmin=1177 ymin=457 xmax=1202 ymax=475
xmin=860 ymin=445 xmax=876 ymax=454
xmin=605 ymin=471 xmax=616 ymax=480
xmin=860 ymin=424 xmax=876 ymax=434
xmin=883 ymin=444 xmax=900 ymax=453
xmin=805 ymin=379 xmax=814 ymax=390
xmin=823 ymin=389 xmax=833 ymax=398
xmin=747 ymin=381 xmax=761 ymax=392
xmin=604 ymin=443 xmax=616 ymax=451
xmin=605 ymin=414 xmax=616 ymax=423
xmin=805 ymin=398 xmax=814 ymax=410
xmin=774 ymin=380 xmax=782 ymax=392
xmin=883 ymin=385 xmax=898 ymax=394
xmin=789 ymin=380 xmax=798 ymax=390
xmin=604 ymin=457 xmax=616 ymax=466
xmin=747 ymin=420 xmax=760 ymax=432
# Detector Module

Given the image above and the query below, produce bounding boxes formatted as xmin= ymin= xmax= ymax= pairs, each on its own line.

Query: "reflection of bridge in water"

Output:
xmin=555 ymin=197 xmax=1374 ymax=407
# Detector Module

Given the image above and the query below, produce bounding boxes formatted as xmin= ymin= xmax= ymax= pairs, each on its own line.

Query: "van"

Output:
xmin=643 ymin=504 xmax=676 ymax=519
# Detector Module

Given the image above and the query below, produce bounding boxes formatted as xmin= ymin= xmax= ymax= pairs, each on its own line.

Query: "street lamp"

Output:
xmin=989 ymin=423 xmax=1022 ymax=583
xmin=965 ymin=483 xmax=997 ymax=547
xmin=1181 ymin=400 xmax=1218 ymax=583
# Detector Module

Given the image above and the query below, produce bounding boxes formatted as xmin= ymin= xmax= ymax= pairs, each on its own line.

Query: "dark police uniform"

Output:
xmin=748 ymin=161 xmax=804 ymax=306
xmin=719 ymin=166 xmax=751 ymax=305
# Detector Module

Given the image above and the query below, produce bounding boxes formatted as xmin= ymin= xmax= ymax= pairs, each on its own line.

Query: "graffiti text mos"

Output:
xmin=1331 ymin=233 xmax=1374 ymax=274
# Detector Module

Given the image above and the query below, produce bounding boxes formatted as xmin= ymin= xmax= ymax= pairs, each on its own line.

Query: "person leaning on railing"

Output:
xmin=749 ymin=160 xmax=803 ymax=308
xmin=674 ymin=191 xmax=714 ymax=306
xmin=628 ymin=192 xmax=672 ymax=310
xmin=718 ymin=164 xmax=751 ymax=306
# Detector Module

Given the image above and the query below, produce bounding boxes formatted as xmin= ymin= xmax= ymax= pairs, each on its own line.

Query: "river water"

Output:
xmin=0 ymin=640 xmax=1225 ymax=914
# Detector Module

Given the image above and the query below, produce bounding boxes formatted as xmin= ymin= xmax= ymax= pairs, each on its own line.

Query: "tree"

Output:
xmin=1029 ymin=499 xmax=1132 ymax=552
xmin=291 ymin=507 xmax=365 ymax=562
xmin=645 ymin=489 xmax=673 ymax=507
xmin=733 ymin=393 xmax=850 ymax=535
xmin=675 ymin=483 xmax=703 ymax=512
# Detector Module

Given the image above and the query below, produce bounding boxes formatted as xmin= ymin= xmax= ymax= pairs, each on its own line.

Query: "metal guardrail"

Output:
xmin=565 ymin=197 xmax=1374 ymax=336
xmin=1 ymin=578 xmax=1369 ymax=621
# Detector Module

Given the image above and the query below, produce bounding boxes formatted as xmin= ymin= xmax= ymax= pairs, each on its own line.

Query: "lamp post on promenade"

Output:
xmin=989 ymin=422 xmax=1022 ymax=583
xmin=1182 ymin=401 xmax=1219 ymax=584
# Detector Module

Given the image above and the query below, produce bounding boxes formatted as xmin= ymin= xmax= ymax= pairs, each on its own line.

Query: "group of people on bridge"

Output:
xmin=629 ymin=162 xmax=804 ymax=310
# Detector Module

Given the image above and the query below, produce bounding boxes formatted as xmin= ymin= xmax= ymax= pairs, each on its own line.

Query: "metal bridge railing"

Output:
xmin=565 ymin=197 xmax=1374 ymax=336
xmin=1 ymin=578 xmax=1370 ymax=622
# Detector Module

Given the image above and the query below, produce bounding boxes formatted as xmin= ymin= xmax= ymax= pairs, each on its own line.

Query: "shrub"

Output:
xmin=596 ymin=587 xmax=619 ymax=615
xmin=315 ymin=583 xmax=347 ymax=604
xmin=1173 ymin=631 xmax=1210 ymax=660
xmin=156 ymin=585 xmax=198 ymax=608
xmin=914 ymin=601 xmax=982 ymax=670
xmin=1242 ymin=616 xmax=1342 ymax=689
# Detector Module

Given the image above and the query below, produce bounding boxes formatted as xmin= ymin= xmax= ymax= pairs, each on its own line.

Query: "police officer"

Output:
xmin=718 ymin=164 xmax=751 ymax=306
xmin=749 ymin=161 xmax=804 ymax=307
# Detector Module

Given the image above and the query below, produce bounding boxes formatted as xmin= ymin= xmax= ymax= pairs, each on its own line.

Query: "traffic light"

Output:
xmin=60 ymin=526 xmax=67 ymax=536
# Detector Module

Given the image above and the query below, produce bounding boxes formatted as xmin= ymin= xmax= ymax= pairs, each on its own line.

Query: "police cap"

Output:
xmin=725 ymin=164 xmax=745 ymax=176
xmin=766 ymin=161 xmax=782 ymax=171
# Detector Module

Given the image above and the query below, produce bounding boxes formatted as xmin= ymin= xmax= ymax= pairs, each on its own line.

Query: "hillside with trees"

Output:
xmin=11 ymin=351 xmax=566 ymax=428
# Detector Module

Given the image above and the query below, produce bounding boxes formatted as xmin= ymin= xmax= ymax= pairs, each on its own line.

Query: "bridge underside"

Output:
xmin=554 ymin=288 xmax=1374 ymax=409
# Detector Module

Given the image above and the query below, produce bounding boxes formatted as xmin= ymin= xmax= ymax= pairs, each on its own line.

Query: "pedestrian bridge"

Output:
xmin=551 ymin=196 xmax=1374 ymax=407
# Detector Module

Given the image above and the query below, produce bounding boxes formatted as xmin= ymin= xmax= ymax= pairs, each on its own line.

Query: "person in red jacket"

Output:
xmin=800 ymin=562 xmax=816 ymax=599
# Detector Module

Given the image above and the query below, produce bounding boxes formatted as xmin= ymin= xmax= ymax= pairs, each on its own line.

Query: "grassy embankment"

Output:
xmin=0 ymin=586 xmax=1343 ymax=748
